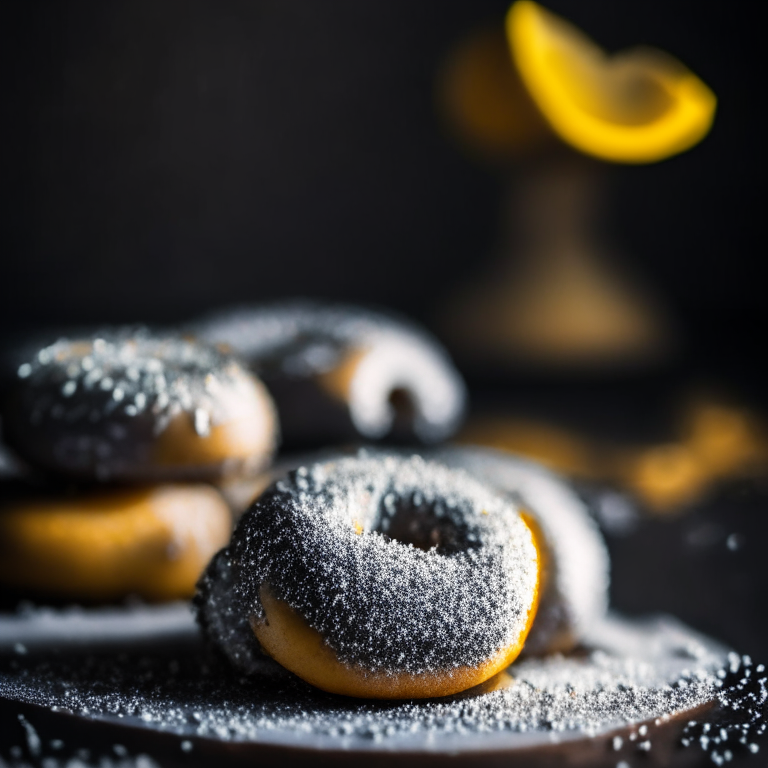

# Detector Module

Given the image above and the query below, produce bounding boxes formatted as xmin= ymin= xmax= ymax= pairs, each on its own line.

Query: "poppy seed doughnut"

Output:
xmin=2 ymin=329 xmax=278 ymax=482
xmin=190 ymin=302 xmax=467 ymax=445
xmin=434 ymin=446 xmax=609 ymax=655
xmin=196 ymin=453 xmax=540 ymax=699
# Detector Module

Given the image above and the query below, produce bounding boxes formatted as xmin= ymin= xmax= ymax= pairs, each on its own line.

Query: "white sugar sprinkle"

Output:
xmin=198 ymin=453 xmax=538 ymax=675
xmin=3 ymin=329 xmax=275 ymax=479
xmin=191 ymin=301 xmax=466 ymax=443
xmin=434 ymin=447 xmax=609 ymax=655
xmin=194 ymin=408 xmax=211 ymax=437
xmin=1 ymin=614 xmax=746 ymax=754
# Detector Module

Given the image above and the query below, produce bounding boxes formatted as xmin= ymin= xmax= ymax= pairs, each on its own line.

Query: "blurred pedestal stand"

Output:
xmin=435 ymin=3 xmax=714 ymax=382
xmin=441 ymin=153 xmax=672 ymax=375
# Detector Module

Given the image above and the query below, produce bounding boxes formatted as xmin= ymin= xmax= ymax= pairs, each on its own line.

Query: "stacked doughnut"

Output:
xmin=0 ymin=329 xmax=278 ymax=602
xmin=197 ymin=448 xmax=609 ymax=699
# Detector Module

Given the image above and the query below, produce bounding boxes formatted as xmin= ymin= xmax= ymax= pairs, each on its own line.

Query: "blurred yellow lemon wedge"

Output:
xmin=507 ymin=1 xmax=716 ymax=163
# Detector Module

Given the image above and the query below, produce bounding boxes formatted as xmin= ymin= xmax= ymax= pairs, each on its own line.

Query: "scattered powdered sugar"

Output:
xmin=191 ymin=301 xmax=466 ymax=442
xmin=1 ymin=614 xmax=760 ymax=758
xmin=16 ymin=714 xmax=41 ymax=756
xmin=433 ymin=447 xmax=610 ymax=655
xmin=197 ymin=453 xmax=539 ymax=674
xmin=3 ymin=329 xmax=275 ymax=478
xmin=679 ymin=652 xmax=768 ymax=764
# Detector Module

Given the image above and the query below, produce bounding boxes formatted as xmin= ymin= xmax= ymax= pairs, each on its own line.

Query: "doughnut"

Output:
xmin=434 ymin=446 xmax=609 ymax=654
xmin=190 ymin=301 xmax=466 ymax=445
xmin=0 ymin=483 xmax=231 ymax=601
xmin=1 ymin=329 xmax=278 ymax=481
xmin=196 ymin=453 xmax=540 ymax=699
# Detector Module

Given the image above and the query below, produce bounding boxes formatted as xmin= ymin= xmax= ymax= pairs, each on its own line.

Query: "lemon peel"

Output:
xmin=507 ymin=1 xmax=716 ymax=163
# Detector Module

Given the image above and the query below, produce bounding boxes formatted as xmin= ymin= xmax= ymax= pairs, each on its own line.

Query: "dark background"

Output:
xmin=1 ymin=0 xmax=764 ymax=375
xmin=1 ymin=0 xmax=766 ymax=668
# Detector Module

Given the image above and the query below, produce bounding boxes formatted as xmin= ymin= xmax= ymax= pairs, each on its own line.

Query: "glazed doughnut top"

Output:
xmin=197 ymin=453 xmax=539 ymax=676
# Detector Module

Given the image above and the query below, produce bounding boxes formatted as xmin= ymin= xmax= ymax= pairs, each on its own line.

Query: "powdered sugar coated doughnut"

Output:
xmin=197 ymin=453 xmax=540 ymax=699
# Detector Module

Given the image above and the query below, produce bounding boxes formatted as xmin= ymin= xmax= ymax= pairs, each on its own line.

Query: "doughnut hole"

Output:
xmin=0 ymin=485 xmax=231 ymax=601
xmin=386 ymin=387 xmax=418 ymax=441
xmin=318 ymin=354 xmax=421 ymax=442
xmin=382 ymin=495 xmax=471 ymax=554
xmin=320 ymin=343 xmax=464 ymax=443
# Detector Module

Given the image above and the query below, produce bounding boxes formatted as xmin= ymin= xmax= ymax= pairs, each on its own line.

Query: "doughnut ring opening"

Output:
xmin=197 ymin=453 xmax=540 ymax=699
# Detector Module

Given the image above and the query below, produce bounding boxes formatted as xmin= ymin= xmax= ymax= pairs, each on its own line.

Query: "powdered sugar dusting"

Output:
xmin=191 ymin=301 xmax=466 ymax=442
xmin=1 ymin=615 xmax=758 ymax=759
xmin=2 ymin=329 xmax=275 ymax=479
xmin=434 ymin=447 xmax=609 ymax=654
xmin=197 ymin=452 xmax=539 ymax=674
